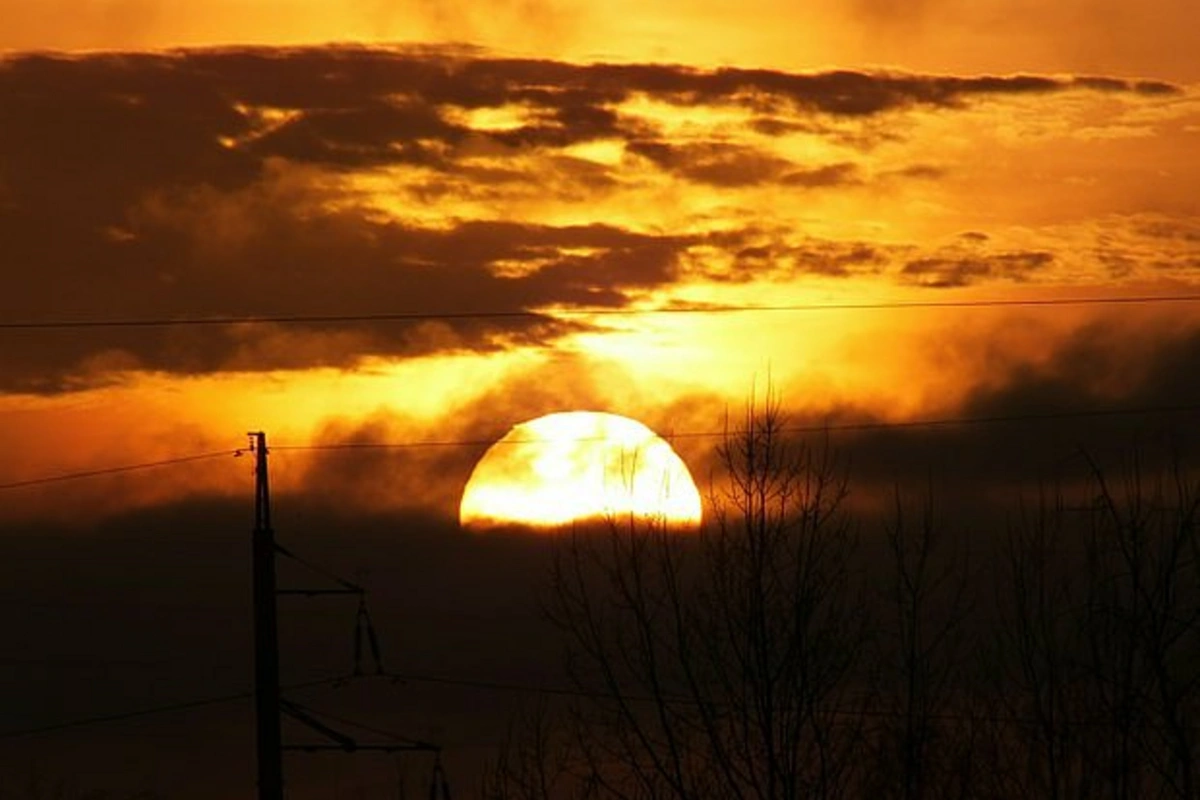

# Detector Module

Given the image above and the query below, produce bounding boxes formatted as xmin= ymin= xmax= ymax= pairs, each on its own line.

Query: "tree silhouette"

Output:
xmin=528 ymin=391 xmax=866 ymax=800
xmin=484 ymin=406 xmax=1200 ymax=800
xmin=996 ymin=449 xmax=1200 ymax=799
xmin=865 ymin=487 xmax=976 ymax=800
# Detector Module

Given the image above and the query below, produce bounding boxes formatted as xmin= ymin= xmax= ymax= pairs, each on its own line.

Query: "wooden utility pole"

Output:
xmin=247 ymin=430 xmax=443 ymax=798
xmin=251 ymin=431 xmax=284 ymax=800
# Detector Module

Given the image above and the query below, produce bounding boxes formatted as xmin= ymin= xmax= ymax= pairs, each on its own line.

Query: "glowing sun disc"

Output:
xmin=459 ymin=411 xmax=702 ymax=530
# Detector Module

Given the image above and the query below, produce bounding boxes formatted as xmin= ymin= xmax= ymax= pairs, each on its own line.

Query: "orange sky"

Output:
xmin=0 ymin=2 xmax=1197 ymax=524
xmin=3 ymin=0 xmax=1199 ymax=81
xmin=2 ymin=9 xmax=1199 ymax=798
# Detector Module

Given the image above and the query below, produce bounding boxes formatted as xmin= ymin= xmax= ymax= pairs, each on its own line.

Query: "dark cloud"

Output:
xmin=0 ymin=205 xmax=699 ymax=391
xmin=961 ymin=319 xmax=1200 ymax=421
xmin=901 ymin=250 xmax=1054 ymax=287
xmin=799 ymin=314 xmax=1200 ymax=504
xmin=782 ymin=162 xmax=862 ymax=188
xmin=1074 ymin=75 xmax=1135 ymax=92
xmin=489 ymin=101 xmax=630 ymax=149
xmin=707 ymin=233 xmax=885 ymax=281
xmin=628 ymin=139 xmax=801 ymax=187
xmin=1133 ymin=79 xmax=1180 ymax=95
xmin=0 ymin=53 xmax=258 ymax=223
xmin=887 ymin=163 xmax=947 ymax=180
xmin=245 ymin=101 xmax=463 ymax=169
xmin=0 ymin=45 xmax=1175 ymax=393
xmin=1 ymin=46 xmax=1166 ymax=204
xmin=1072 ymin=76 xmax=1179 ymax=95
xmin=560 ymin=314 xmax=1195 ymax=552
xmin=1136 ymin=217 xmax=1200 ymax=243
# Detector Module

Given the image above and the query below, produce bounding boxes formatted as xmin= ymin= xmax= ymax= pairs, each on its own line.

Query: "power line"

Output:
xmin=6 ymin=660 xmax=1193 ymax=744
xmin=272 ymin=402 xmax=1200 ymax=453
xmin=0 ymin=450 xmax=240 ymax=491
xmin=373 ymin=670 xmax=1200 ymax=731
xmin=0 ymin=666 xmax=997 ymax=741
xmin=0 ymin=675 xmax=344 ymax=741
xmin=3 ymin=402 xmax=1196 ymax=492
xmin=3 ymin=293 xmax=1200 ymax=331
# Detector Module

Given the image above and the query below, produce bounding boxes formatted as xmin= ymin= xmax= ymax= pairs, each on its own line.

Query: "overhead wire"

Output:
xmin=2 ymin=292 xmax=1195 ymax=487
xmin=6 ymin=659 xmax=1200 ymax=742
xmin=0 ymin=675 xmax=344 ymax=741
xmin=2 ymin=402 xmax=1196 ymax=492
xmin=357 ymin=668 xmax=1200 ymax=731
xmin=271 ymin=402 xmax=1200 ymax=453
xmin=2 ymin=292 xmax=1200 ymax=331
xmin=2 ymin=290 xmax=1196 ymax=482
xmin=0 ymin=450 xmax=241 ymax=490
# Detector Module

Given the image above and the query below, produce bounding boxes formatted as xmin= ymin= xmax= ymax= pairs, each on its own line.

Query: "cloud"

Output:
xmin=712 ymin=235 xmax=885 ymax=281
xmin=292 ymin=352 xmax=710 ymax=518
xmin=960 ymin=319 xmax=1200 ymax=420
xmin=0 ymin=46 xmax=1182 ymax=392
xmin=783 ymin=162 xmax=863 ymax=188
xmin=2 ymin=175 xmax=704 ymax=391
xmin=901 ymin=251 xmax=1055 ymax=288
xmin=628 ymin=140 xmax=801 ymax=187
xmin=803 ymin=312 xmax=1200 ymax=504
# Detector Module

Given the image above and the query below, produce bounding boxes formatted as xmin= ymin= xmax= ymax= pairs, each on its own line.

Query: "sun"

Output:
xmin=459 ymin=411 xmax=703 ymax=531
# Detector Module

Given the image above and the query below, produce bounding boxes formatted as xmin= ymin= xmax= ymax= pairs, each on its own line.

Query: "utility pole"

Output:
xmin=247 ymin=430 xmax=443 ymax=799
xmin=251 ymin=431 xmax=284 ymax=800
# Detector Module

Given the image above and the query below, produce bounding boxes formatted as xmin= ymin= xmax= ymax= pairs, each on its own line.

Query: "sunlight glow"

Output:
xmin=459 ymin=411 xmax=703 ymax=530
xmin=442 ymin=104 xmax=542 ymax=132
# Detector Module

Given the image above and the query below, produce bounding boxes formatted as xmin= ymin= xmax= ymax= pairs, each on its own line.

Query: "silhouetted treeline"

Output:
xmin=483 ymin=397 xmax=1200 ymax=800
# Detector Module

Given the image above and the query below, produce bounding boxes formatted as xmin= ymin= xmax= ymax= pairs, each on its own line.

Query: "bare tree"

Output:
xmin=483 ymin=701 xmax=593 ymax=800
xmin=997 ymin=448 xmax=1200 ymax=800
xmin=1082 ymin=450 xmax=1200 ymax=799
xmin=996 ymin=487 xmax=1091 ymax=800
xmin=866 ymin=486 xmax=974 ymax=800
xmin=537 ymin=391 xmax=866 ymax=800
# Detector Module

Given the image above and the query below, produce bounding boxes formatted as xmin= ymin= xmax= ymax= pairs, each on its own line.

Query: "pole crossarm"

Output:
xmin=275 ymin=542 xmax=363 ymax=593
xmin=282 ymin=744 xmax=439 ymax=753
xmin=280 ymin=699 xmax=440 ymax=755
xmin=277 ymin=588 xmax=363 ymax=596
xmin=281 ymin=700 xmax=358 ymax=751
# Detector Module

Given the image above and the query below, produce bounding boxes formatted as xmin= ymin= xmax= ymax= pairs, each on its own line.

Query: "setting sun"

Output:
xmin=459 ymin=411 xmax=702 ymax=531
xmin=2 ymin=4 xmax=1198 ymax=796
